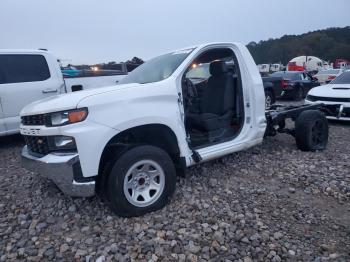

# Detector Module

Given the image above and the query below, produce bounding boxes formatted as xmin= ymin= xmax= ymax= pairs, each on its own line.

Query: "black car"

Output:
xmin=263 ymin=71 xmax=320 ymax=106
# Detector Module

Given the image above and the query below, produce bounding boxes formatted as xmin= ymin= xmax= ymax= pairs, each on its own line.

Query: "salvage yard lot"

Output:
xmin=0 ymin=109 xmax=349 ymax=261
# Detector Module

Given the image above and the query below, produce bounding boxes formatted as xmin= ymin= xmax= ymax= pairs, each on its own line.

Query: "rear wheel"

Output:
xmin=105 ymin=145 xmax=176 ymax=217
xmin=295 ymin=110 xmax=328 ymax=151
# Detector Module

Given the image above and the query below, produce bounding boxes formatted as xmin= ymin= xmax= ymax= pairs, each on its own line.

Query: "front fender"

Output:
xmin=77 ymin=81 xmax=191 ymax=167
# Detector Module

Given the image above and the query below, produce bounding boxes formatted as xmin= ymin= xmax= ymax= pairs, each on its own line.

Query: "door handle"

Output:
xmin=42 ymin=88 xmax=58 ymax=94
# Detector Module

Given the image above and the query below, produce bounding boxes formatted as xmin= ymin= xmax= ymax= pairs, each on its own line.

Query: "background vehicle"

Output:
xmin=263 ymin=71 xmax=320 ymax=103
xmin=306 ymin=71 xmax=350 ymax=121
xmin=270 ymin=63 xmax=284 ymax=72
xmin=0 ymin=49 xmax=127 ymax=136
xmin=258 ymin=64 xmax=270 ymax=76
xmin=287 ymin=56 xmax=325 ymax=72
xmin=61 ymin=66 xmax=81 ymax=77
xmin=20 ymin=43 xmax=334 ymax=217
xmin=314 ymin=69 xmax=345 ymax=85
xmin=333 ymin=59 xmax=349 ymax=69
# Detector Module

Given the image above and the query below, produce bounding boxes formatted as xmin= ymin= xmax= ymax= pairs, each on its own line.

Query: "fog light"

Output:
xmin=54 ymin=136 xmax=74 ymax=147
xmin=49 ymin=136 xmax=76 ymax=151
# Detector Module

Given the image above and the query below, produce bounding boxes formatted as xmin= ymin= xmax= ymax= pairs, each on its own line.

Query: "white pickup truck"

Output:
xmin=0 ymin=49 xmax=126 ymax=136
xmin=20 ymin=43 xmax=338 ymax=217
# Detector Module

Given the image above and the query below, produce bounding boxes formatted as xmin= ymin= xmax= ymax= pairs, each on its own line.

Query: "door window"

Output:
xmin=0 ymin=54 xmax=50 ymax=84
xmin=291 ymin=73 xmax=302 ymax=80
xmin=186 ymin=63 xmax=210 ymax=81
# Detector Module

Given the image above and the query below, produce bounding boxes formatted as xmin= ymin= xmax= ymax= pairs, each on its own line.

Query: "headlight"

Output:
xmin=48 ymin=108 xmax=88 ymax=127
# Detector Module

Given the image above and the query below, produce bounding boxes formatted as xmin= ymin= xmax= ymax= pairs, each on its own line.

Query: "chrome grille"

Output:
xmin=21 ymin=114 xmax=48 ymax=126
xmin=23 ymin=136 xmax=50 ymax=156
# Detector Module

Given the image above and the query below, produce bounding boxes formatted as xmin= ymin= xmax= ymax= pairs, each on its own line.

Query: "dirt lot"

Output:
xmin=0 ymin=110 xmax=349 ymax=261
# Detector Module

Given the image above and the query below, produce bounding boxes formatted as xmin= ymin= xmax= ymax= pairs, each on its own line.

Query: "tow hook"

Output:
xmin=337 ymin=105 xmax=344 ymax=119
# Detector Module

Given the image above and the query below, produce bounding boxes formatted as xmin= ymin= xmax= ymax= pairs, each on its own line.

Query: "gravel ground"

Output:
xmin=0 ymin=105 xmax=349 ymax=261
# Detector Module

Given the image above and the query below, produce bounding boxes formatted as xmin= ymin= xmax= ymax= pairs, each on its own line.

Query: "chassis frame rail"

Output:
xmin=265 ymin=103 xmax=342 ymax=137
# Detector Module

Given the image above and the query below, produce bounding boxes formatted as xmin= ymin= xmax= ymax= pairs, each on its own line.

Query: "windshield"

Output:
xmin=119 ymin=49 xmax=193 ymax=85
xmin=331 ymin=71 xmax=350 ymax=84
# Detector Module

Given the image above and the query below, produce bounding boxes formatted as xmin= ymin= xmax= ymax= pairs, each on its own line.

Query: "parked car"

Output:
xmin=306 ymin=71 xmax=350 ymax=121
xmin=263 ymin=71 xmax=319 ymax=105
xmin=0 ymin=49 xmax=127 ymax=136
xmin=314 ymin=69 xmax=345 ymax=85
xmin=270 ymin=63 xmax=285 ymax=72
xmin=20 ymin=43 xmax=337 ymax=216
xmin=258 ymin=64 xmax=270 ymax=75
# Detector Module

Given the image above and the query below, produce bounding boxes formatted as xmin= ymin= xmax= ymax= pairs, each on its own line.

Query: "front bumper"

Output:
xmin=305 ymin=100 xmax=350 ymax=121
xmin=325 ymin=107 xmax=350 ymax=121
xmin=21 ymin=146 xmax=95 ymax=197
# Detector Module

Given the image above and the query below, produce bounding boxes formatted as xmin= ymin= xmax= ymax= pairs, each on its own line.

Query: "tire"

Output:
xmin=105 ymin=145 xmax=176 ymax=217
xmin=293 ymin=87 xmax=303 ymax=101
xmin=265 ymin=91 xmax=275 ymax=108
xmin=295 ymin=110 xmax=328 ymax=151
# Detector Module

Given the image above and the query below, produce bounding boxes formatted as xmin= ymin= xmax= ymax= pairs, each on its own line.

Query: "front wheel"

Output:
xmin=105 ymin=145 xmax=176 ymax=217
xmin=295 ymin=110 xmax=328 ymax=151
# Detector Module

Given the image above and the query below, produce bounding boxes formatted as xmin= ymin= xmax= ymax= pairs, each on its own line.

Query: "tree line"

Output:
xmin=246 ymin=26 xmax=350 ymax=65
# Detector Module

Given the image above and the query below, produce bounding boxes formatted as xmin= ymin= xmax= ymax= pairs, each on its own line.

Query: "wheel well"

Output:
xmin=294 ymin=84 xmax=304 ymax=96
xmin=98 ymin=124 xmax=182 ymax=177
xmin=295 ymin=83 xmax=302 ymax=90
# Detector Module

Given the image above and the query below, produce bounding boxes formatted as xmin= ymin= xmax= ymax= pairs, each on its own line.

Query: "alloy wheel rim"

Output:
xmin=123 ymin=160 xmax=165 ymax=207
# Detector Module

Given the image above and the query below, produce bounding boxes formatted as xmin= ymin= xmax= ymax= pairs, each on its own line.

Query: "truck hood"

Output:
xmin=308 ymin=84 xmax=350 ymax=98
xmin=20 ymin=83 xmax=137 ymax=116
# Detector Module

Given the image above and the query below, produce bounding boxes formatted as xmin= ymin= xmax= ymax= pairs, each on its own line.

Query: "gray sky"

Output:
xmin=1 ymin=0 xmax=349 ymax=64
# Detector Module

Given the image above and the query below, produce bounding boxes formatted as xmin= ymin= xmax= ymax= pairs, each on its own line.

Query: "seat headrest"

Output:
xmin=209 ymin=61 xmax=228 ymax=76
